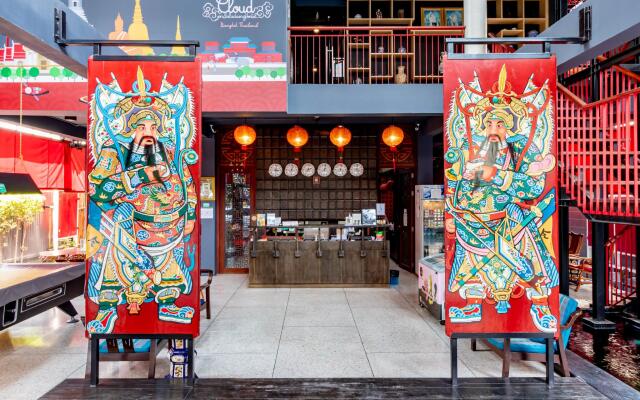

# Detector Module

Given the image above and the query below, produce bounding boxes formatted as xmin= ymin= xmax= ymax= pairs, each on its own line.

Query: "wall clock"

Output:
xmin=301 ymin=163 xmax=315 ymax=177
xmin=268 ymin=163 xmax=283 ymax=177
xmin=333 ymin=162 xmax=348 ymax=177
xmin=284 ymin=163 xmax=299 ymax=177
xmin=349 ymin=162 xmax=364 ymax=177
xmin=317 ymin=162 xmax=332 ymax=177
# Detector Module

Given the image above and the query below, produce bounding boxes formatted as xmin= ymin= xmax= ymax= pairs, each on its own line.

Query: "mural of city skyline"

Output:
xmin=0 ymin=0 xmax=288 ymax=83
xmin=84 ymin=0 xmax=287 ymax=80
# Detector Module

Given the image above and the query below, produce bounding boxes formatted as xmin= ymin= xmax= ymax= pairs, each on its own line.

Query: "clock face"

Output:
xmin=268 ymin=163 xmax=283 ymax=177
xmin=317 ymin=162 xmax=332 ymax=177
xmin=333 ymin=162 xmax=348 ymax=177
xmin=284 ymin=163 xmax=299 ymax=177
xmin=301 ymin=163 xmax=315 ymax=177
xmin=349 ymin=162 xmax=364 ymax=177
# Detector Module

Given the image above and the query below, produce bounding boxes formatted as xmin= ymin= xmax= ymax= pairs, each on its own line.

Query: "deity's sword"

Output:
xmin=98 ymin=214 xmax=142 ymax=265
xmin=447 ymin=190 xmax=555 ymax=290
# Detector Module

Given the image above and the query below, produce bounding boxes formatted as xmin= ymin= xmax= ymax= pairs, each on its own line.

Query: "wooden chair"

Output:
xmin=471 ymin=294 xmax=582 ymax=377
xmin=567 ymin=232 xmax=592 ymax=291
xmin=200 ymin=268 xmax=214 ymax=319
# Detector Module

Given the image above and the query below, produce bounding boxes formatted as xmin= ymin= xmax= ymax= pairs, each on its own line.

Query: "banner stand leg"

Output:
xmin=88 ymin=334 xmax=195 ymax=386
xmin=89 ymin=336 xmax=99 ymax=386
xmin=188 ymin=337 xmax=195 ymax=386
xmin=450 ymin=332 xmax=555 ymax=387
xmin=450 ymin=337 xmax=458 ymax=386
xmin=546 ymin=337 xmax=554 ymax=385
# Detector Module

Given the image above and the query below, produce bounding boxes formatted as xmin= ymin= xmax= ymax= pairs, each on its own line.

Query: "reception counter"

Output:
xmin=249 ymin=225 xmax=390 ymax=287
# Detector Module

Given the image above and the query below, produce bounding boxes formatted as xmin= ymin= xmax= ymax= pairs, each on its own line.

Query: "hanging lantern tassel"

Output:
xmin=287 ymin=125 xmax=309 ymax=166
xmin=391 ymin=145 xmax=397 ymax=171
xmin=330 ymin=125 xmax=352 ymax=162
xmin=234 ymin=125 xmax=257 ymax=169
xmin=382 ymin=125 xmax=404 ymax=171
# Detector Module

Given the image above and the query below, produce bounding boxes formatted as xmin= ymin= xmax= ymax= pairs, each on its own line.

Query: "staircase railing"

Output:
xmin=605 ymin=225 xmax=637 ymax=306
xmin=560 ymin=62 xmax=640 ymax=103
xmin=557 ymin=68 xmax=640 ymax=219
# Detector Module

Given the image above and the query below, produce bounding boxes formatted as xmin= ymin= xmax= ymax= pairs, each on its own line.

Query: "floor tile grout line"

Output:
xmin=393 ymin=271 xmax=450 ymax=348
xmin=199 ymin=275 xmax=248 ymax=338
xmin=344 ymin=288 xmax=375 ymax=378
xmin=61 ymin=358 xmax=89 ymax=382
xmin=271 ymin=288 xmax=291 ymax=378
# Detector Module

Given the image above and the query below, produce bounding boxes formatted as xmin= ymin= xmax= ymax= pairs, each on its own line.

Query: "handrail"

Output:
xmin=288 ymin=26 xmax=464 ymax=32
xmin=557 ymin=84 xmax=588 ymax=108
xmin=558 ymin=83 xmax=640 ymax=109
xmin=446 ymin=36 xmax=585 ymax=54
xmin=611 ymin=65 xmax=640 ymax=83
xmin=605 ymin=225 xmax=633 ymax=247
xmin=594 ymin=55 xmax=640 ymax=83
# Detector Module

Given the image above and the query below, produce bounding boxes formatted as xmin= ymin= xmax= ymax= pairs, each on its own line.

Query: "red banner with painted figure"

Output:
xmin=85 ymin=58 xmax=202 ymax=336
xmin=443 ymin=56 xmax=559 ymax=336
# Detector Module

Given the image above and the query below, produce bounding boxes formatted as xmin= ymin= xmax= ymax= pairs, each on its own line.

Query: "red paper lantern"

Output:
xmin=234 ymin=125 xmax=256 ymax=149
xmin=382 ymin=125 xmax=404 ymax=151
xmin=330 ymin=125 xmax=351 ymax=153
xmin=286 ymin=125 xmax=309 ymax=152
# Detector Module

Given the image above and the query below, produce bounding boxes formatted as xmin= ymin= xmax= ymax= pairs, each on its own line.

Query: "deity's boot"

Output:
xmin=156 ymin=288 xmax=194 ymax=324
xmin=449 ymin=284 xmax=484 ymax=323
xmin=527 ymin=287 xmax=557 ymax=333
xmin=87 ymin=290 xmax=119 ymax=334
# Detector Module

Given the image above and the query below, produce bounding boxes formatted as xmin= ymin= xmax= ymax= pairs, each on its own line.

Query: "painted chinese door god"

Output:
xmin=443 ymin=57 xmax=559 ymax=335
xmin=85 ymin=59 xmax=201 ymax=336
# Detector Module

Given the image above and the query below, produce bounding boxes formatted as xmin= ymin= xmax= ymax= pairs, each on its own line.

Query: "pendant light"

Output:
xmin=382 ymin=125 xmax=404 ymax=170
xmin=330 ymin=125 xmax=351 ymax=160
xmin=287 ymin=125 xmax=309 ymax=166
xmin=234 ymin=124 xmax=256 ymax=150
xmin=287 ymin=125 xmax=309 ymax=152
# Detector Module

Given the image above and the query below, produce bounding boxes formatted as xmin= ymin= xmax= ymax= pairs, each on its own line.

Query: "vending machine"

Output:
xmin=415 ymin=185 xmax=445 ymax=263
xmin=415 ymin=185 xmax=445 ymax=322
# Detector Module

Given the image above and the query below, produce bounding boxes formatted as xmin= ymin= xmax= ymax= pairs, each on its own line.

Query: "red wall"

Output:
xmin=0 ymin=128 xmax=85 ymax=238
xmin=0 ymin=129 xmax=85 ymax=191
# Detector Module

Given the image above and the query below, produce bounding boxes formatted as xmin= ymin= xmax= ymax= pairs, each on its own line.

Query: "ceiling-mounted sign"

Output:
xmin=203 ymin=0 xmax=275 ymax=25
xmin=80 ymin=0 xmax=287 ymax=82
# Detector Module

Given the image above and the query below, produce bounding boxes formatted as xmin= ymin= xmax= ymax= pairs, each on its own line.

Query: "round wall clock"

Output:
xmin=317 ymin=162 xmax=332 ymax=177
xmin=284 ymin=163 xmax=299 ymax=177
xmin=333 ymin=162 xmax=348 ymax=177
xmin=301 ymin=163 xmax=315 ymax=177
xmin=349 ymin=163 xmax=364 ymax=177
xmin=268 ymin=163 xmax=283 ymax=177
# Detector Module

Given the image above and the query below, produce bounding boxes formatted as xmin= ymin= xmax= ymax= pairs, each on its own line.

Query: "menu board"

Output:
xmin=442 ymin=57 xmax=559 ymax=336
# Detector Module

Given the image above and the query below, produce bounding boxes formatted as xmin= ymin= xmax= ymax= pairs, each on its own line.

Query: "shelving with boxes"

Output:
xmin=347 ymin=0 xmax=415 ymax=27
xmin=487 ymin=0 xmax=548 ymax=38
xmin=346 ymin=0 xmax=415 ymax=83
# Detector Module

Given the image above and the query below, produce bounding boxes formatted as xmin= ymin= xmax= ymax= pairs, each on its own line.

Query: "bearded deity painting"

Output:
xmin=443 ymin=58 xmax=559 ymax=335
xmin=85 ymin=60 xmax=201 ymax=336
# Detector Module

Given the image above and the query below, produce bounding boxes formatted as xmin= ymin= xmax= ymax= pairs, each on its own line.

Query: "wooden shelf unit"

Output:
xmin=347 ymin=0 xmax=416 ymax=26
xmin=487 ymin=0 xmax=549 ymax=38
xmin=346 ymin=29 xmax=417 ymax=83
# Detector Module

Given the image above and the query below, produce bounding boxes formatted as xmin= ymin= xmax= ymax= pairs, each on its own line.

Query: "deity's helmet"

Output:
xmin=482 ymin=108 xmax=515 ymax=131
xmin=112 ymin=67 xmax=171 ymax=143
xmin=471 ymin=66 xmax=527 ymax=139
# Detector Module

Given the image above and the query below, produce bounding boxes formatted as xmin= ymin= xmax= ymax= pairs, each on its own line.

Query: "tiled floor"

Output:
xmin=0 ymin=268 xmax=553 ymax=399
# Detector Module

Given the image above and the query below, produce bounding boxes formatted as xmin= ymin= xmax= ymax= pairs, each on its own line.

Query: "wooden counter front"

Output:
xmin=249 ymin=240 xmax=389 ymax=287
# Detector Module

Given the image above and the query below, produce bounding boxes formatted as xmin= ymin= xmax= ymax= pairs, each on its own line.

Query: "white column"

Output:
xmin=464 ymin=0 xmax=488 ymax=54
